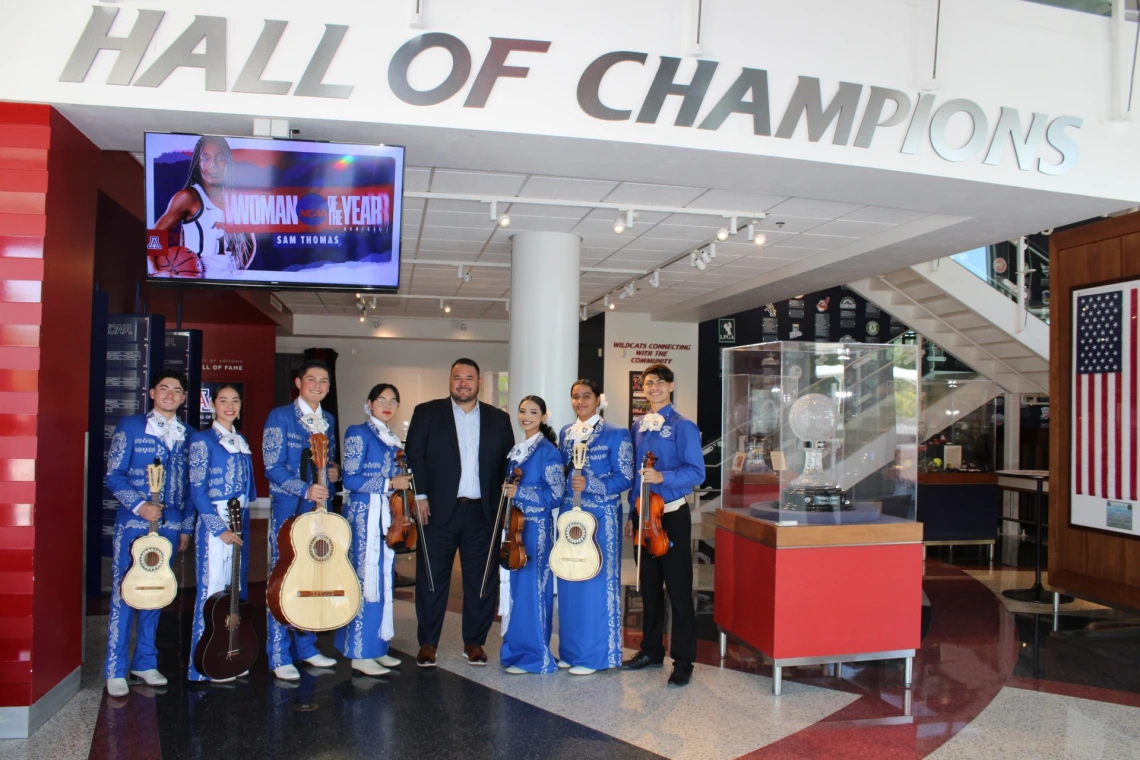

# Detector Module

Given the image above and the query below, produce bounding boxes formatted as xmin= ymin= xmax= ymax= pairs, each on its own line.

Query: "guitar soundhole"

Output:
xmin=308 ymin=535 xmax=333 ymax=562
xmin=141 ymin=548 xmax=164 ymax=570
xmin=566 ymin=523 xmax=586 ymax=545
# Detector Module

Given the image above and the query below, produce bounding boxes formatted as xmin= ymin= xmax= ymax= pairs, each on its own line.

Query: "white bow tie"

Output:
xmin=569 ymin=418 xmax=598 ymax=441
xmin=213 ymin=422 xmax=251 ymax=454
xmin=639 ymin=413 xmax=665 ymax=432
xmin=301 ymin=412 xmax=329 ymax=435
xmin=146 ymin=413 xmax=185 ymax=450
xmin=508 ymin=435 xmax=541 ymax=463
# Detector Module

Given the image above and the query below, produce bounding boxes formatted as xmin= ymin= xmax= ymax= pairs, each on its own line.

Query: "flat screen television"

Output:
xmin=144 ymin=133 xmax=404 ymax=292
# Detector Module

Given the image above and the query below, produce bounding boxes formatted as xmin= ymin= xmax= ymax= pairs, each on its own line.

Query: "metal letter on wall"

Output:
xmin=59 ymin=6 xmax=165 ymax=85
xmin=133 ymin=15 xmax=228 ymax=91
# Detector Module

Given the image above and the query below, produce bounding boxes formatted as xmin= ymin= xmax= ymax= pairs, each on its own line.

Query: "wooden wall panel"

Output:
xmin=1049 ymin=212 xmax=1140 ymax=610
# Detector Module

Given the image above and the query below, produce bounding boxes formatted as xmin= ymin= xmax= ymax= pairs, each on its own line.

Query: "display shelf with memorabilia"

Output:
xmin=716 ymin=341 xmax=922 ymax=695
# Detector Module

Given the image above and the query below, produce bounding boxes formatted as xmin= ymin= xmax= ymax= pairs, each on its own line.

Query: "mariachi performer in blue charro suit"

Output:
xmin=186 ymin=382 xmax=257 ymax=683
xmin=263 ymin=359 xmax=340 ymax=681
xmin=499 ymin=396 xmax=567 ymax=675
xmin=622 ymin=363 xmax=705 ymax=688
xmin=103 ymin=370 xmax=194 ymax=698
xmin=556 ymin=379 xmax=633 ymax=675
xmin=333 ymin=383 xmax=409 ymax=677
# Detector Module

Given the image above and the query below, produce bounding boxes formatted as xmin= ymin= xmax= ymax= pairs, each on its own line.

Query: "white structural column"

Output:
xmin=508 ymin=232 xmax=580 ymax=440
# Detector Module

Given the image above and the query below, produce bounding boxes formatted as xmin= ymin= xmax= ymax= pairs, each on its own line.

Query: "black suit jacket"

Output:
xmin=405 ymin=398 xmax=515 ymax=524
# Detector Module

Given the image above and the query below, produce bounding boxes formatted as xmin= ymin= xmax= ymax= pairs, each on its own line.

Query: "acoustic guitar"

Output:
xmin=267 ymin=433 xmax=362 ymax=632
xmin=121 ymin=457 xmax=178 ymax=610
xmin=550 ymin=441 xmax=602 ymax=582
xmin=193 ymin=498 xmax=258 ymax=681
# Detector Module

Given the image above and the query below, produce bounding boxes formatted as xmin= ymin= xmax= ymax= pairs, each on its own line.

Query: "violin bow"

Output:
xmin=480 ymin=483 xmax=511 ymax=599
xmin=408 ymin=469 xmax=435 ymax=593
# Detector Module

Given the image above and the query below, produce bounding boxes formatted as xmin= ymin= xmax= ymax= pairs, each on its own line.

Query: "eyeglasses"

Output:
xmin=373 ymin=398 xmax=400 ymax=408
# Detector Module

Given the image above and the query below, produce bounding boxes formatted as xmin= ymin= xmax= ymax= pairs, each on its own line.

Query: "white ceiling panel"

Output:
xmin=603 ymin=183 xmax=707 ymax=207
xmin=518 ymin=176 xmax=620 ymax=201
xmin=420 ymin=226 xmax=495 ymax=243
xmin=497 ymin=214 xmax=580 ymax=233
xmin=430 ymin=169 xmax=527 ymax=196
xmin=684 ymin=189 xmax=791 ymax=213
xmin=424 ymin=210 xmax=494 ymax=228
xmin=841 ymin=206 xmax=930 ymax=225
xmin=766 ymin=198 xmax=865 ymax=219
xmin=506 ymin=203 xmax=590 ymax=220
xmin=808 ymin=219 xmax=895 ymax=238
xmin=424 ymin=198 xmax=489 ymax=214
xmin=404 ymin=167 xmax=432 ymax=193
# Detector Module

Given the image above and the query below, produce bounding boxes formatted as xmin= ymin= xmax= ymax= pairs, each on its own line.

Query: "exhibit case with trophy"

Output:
xmin=716 ymin=341 xmax=923 ymax=694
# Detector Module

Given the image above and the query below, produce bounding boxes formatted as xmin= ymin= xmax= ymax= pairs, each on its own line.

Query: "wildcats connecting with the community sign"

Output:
xmin=143 ymin=132 xmax=404 ymax=289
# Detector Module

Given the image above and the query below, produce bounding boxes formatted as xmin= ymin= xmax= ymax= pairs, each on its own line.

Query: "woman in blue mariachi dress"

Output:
xmin=187 ymin=383 xmax=257 ymax=683
xmin=499 ymin=395 xmax=566 ymax=675
xmin=333 ymin=383 xmax=410 ymax=677
xmin=556 ymin=379 xmax=633 ymax=675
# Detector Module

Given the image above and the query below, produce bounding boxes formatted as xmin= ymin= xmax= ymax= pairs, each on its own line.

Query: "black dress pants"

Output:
xmin=637 ymin=505 xmax=696 ymax=664
xmin=415 ymin=501 xmax=496 ymax=647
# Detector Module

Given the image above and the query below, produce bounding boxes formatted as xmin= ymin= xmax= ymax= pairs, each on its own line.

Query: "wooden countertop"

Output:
xmin=717 ymin=508 xmax=923 ymax=548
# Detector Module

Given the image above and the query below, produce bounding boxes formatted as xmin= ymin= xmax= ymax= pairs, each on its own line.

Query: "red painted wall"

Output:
xmin=184 ymin=321 xmax=276 ymax=496
xmin=0 ymin=104 xmax=97 ymax=706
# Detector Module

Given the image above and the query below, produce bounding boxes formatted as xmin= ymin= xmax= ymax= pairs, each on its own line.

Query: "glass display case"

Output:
xmin=722 ymin=341 xmax=919 ymax=524
xmin=917 ymin=378 xmax=999 ymax=474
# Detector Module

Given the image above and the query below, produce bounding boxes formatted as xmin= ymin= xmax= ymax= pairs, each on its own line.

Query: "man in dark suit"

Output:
xmin=405 ymin=358 xmax=515 ymax=667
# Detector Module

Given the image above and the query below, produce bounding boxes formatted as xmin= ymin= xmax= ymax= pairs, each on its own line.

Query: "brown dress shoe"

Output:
xmin=463 ymin=644 xmax=488 ymax=666
xmin=416 ymin=644 xmax=437 ymax=668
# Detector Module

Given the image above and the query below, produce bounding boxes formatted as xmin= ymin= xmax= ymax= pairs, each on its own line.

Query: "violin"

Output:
xmin=498 ymin=468 xmax=527 ymax=572
xmin=480 ymin=467 xmax=525 ymax=598
xmin=386 ymin=450 xmax=417 ymax=554
xmin=634 ymin=451 xmax=670 ymax=592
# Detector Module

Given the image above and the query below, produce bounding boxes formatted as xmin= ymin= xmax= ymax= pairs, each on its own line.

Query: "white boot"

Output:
xmin=130 ymin=669 xmax=167 ymax=686
xmin=505 ymin=666 xmax=527 ymax=674
xmin=376 ymin=655 xmax=401 ymax=668
xmin=569 ymin=666 xmax=597 ymax=675
xmin=106 ymin=678 xmax=129 ymax=697
xmin=557 ymin=660 xmax=571 ymax=669
xmin=273 ymin=664 xmax=301 ymax=681
xmin=304 ymin=653 xmax=337 ymax=668
xmin=352 ymin=659 xmax=391 ymax=676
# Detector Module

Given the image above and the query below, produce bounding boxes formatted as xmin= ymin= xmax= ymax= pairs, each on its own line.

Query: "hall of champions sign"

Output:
xmin=60 ymin=8 xmax=1082 ymax=176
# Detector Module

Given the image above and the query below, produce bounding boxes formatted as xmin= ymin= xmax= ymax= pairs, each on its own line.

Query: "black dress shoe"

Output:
xmin=621 ymin=652 xmax=664 ymax=670
xmin=668 ymin=663 xmax=693 ymax=687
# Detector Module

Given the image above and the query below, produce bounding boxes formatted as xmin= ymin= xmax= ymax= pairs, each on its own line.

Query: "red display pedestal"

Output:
xmin=715 ymin=508 xmax=923 ymax=694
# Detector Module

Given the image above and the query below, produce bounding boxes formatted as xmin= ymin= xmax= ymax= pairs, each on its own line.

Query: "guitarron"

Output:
xmin=193 ymin=498 xmax=259 ymax=681
xmin=267 ymin=433 xmax=362 ymax=632
xmin=550 ymin=441 xmax=602 ymax=582
xmin=121 ymin=457 xmax=178 ymax=610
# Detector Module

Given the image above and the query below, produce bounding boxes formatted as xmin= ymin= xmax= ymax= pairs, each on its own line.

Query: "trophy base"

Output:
xmin=782 ymin=486 xmax=853 ymax=512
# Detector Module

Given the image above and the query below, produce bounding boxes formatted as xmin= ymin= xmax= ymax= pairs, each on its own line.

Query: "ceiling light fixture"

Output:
xmin=488 ymin=200 xmax=511 ymax=228
xmin=609 ymin=301 xmax=616 ymax=310
xmin=457 ymin=266 xmax=471 ymax=283
xmin=613 ymin=215 xmax=626 ymax=234
xmin=716 ymin=227 xmax=729 ymax=242
xmin=604 ymin=295 xmax=610 ymax=309
xmin=580 ymin=305 xmax=588 ymax=321
xmin=441 ymin=298 xmax=451 ymax=313
xmin=649 ymin=269 xmax=660 ymax=288
xmin=623 ymin=283 xmax=636 ymax=298
xmin=753 ymin=231 xmax=768 ymax=247
xmin=691 ymin=251 xmax=707 ymax=271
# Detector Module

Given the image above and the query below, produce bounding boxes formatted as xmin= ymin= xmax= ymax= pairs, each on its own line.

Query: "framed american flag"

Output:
xmin=1071 ymin=278 xmax=1140 ymax=537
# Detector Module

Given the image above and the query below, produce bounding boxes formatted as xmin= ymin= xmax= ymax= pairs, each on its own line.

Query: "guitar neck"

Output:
xmin=230 ymin=534 xmax=241 ymax=615
xmin=149 ymin=489 xmax=162 ymax=532
xmin=572 ymin=467 xmax=582 ymax=509
xmin=315 ymin=468 xmax=327 ymax=511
